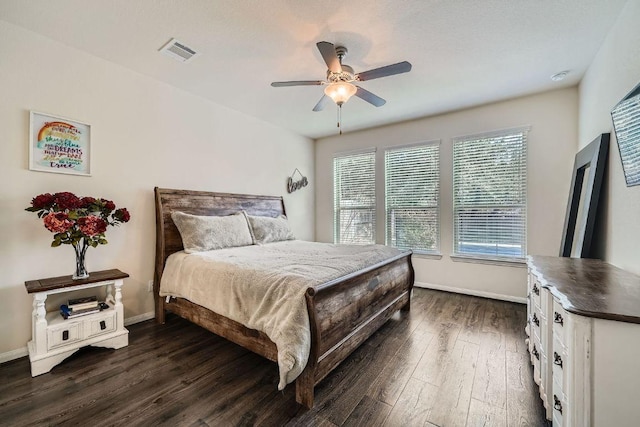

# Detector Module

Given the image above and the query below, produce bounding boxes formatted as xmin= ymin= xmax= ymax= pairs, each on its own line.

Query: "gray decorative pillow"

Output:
xmin=171 ymin=211 xmax=253 ymax=253
xmin=246 ymin=214 xmax=295 ymax=244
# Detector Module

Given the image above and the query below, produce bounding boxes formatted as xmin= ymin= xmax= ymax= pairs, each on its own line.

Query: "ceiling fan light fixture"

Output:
xmin=324 ymin=82 xmax=357 ymax=106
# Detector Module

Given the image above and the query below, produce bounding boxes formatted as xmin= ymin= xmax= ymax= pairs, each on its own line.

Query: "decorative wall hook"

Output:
xmin=287 ymin=168 xmax=309 ymax=193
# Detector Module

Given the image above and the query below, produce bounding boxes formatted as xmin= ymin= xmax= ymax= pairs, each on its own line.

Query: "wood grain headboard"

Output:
xmin=153 ymin=187 xmax=286 ymax=292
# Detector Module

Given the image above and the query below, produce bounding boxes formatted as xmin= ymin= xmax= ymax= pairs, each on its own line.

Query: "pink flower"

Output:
xmin=77 ymin=216 xmax=107 ymax=236
xmin=43 ymin=212 xmax=74 ymax=233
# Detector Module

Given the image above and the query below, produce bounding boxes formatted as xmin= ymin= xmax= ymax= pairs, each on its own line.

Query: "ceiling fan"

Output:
xmin=271 ymin=41 xmax=412 ymax=113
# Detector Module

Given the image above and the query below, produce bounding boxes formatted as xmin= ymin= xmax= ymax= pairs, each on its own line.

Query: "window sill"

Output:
xmin=450 ymin=255 xmax=526 ymax=268
xmin=411 ymin=252 xmax=443 ymax=260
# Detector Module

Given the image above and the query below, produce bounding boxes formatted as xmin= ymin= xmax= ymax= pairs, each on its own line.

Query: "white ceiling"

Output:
xmin=0 ymin=0 xmax=628 ymax=139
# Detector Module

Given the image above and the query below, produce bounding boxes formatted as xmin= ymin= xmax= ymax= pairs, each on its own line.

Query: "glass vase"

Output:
xmin=72 ymin=240 xmax=89 ymax=280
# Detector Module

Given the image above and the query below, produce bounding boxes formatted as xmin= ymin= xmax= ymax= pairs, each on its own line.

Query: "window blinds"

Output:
xmin=385 ymin=143 xmax=440 ymax=252
xmin=333 ymin=150 xmax=376 ymax=244
xmin=453 ymin=130 xmax=528 ymax=259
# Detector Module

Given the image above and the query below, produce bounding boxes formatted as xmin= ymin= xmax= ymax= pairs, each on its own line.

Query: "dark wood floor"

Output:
xmin=0 ymin=288 xmax=547 ymax=427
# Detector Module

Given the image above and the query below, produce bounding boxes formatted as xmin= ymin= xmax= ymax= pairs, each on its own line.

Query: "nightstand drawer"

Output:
xmin=86 ymin=311 xmax=116 ymax=338
xmin=48 ymin=322 xmax=81 ymax=350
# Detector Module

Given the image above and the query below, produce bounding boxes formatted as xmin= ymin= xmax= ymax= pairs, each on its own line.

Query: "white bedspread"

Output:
xmin=159 ymin=240 xmax=403 ymax=389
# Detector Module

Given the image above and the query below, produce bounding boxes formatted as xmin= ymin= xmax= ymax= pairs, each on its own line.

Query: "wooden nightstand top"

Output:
xmin=25 ymin=269 xmax=129 ymax=294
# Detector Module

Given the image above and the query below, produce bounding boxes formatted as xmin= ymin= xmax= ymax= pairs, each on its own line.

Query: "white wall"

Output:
xmin=315 ymin=88 xmax=578 ymax=300
xmin=578 ymin=0 xmax=640 ymax=275
xmin=0 ymin=21 xmax=314 ymax=358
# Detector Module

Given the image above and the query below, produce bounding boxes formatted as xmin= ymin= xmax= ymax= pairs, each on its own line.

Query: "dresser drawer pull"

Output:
xmin=554 ymin=312 xmax=564 ymax=326
xmin=554 ymin=395 xmax=563 ymax=414
xmin=532 ymin=284 xmax=540 ymax=295
xmin=100 ymin=320 xmax=107 ymax=330
xmin=554 ymin=351 xmax=563 ymax=368
xmin=532 ymin=345 xmax=540 ymax=360
xmin=62 ymin=330 xmax=69 ymax=341
xmin=532 ymin=313 xmax=540 ymax=327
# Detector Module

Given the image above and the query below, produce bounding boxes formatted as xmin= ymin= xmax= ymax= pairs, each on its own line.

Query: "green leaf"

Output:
xmin=51 ymin=240 xmax=61 ymax=247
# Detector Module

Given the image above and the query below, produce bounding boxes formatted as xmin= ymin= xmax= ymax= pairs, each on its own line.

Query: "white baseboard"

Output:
xmin=124 ymin=311 xmax=155 ymax=326
xmin=0 ymin=347 xmax=29 ymax=364
xmin=1 ymin=311 xmax=156 ymax=365
xmin=414 ymin=281 xmax=527 ymax=304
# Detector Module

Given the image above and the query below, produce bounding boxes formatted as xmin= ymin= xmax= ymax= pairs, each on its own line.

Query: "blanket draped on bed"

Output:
xmin=159 ymin=240 xmax=402 ymax=390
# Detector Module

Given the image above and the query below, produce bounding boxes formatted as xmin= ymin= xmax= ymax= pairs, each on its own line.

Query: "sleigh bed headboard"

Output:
xmin=153 ymin=187 xmax=286 ymax=292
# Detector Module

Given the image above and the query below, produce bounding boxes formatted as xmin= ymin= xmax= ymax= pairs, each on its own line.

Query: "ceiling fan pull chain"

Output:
xmin=338 ymin=105 xmax=342 ymax=135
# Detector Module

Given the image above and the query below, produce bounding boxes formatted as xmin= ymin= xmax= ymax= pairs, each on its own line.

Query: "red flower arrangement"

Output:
xmin=26 ymin=191 xmax=131 ymax=279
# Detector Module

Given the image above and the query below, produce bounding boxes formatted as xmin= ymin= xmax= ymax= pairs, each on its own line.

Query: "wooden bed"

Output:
xmin=153 ymin=187 xmax=415 ymax=408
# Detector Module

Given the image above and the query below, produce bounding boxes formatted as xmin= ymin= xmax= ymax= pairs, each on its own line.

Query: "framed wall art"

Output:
xmin=29 ymin=111 xmax=91 ymax=176
xmin=611 ymin=81 xmax=640 ymax=187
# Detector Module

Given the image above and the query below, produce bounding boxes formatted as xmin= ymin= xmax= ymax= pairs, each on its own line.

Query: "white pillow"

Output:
xmin=246 ymin=214 xmax=295 ymax=244
xmin=171 ymin=211 xmax=253 ymax=253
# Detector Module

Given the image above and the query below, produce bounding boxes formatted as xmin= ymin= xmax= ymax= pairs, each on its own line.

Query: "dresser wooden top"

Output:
xmin=528 ymin=256 xmax=640 ymax=324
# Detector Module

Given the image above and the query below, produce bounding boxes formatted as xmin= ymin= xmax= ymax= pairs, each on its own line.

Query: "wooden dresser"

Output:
xmin=526 ymin=256 xmax=640 ymax=427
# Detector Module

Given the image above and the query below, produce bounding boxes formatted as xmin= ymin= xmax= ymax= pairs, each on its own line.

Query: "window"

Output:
xmin=453 ymin=128 xmax=528 ymax=260
xmin=333 ymin=150 xmax=376 ymax=244
xmin=385 ymin=143 xmax=440 ymax=253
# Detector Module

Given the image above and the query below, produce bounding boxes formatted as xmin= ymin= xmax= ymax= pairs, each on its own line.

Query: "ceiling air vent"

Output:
xmin=159 ymin=38 xmax=198 ymax=63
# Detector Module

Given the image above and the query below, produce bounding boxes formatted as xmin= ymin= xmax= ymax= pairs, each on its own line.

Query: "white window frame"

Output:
xmin=333 ymin=148 xmax=376 ymax=245
xmin=452 ymin=127 xmax=529 ymax=264
xmin=384 ymin=141 xmax=440 ymax=254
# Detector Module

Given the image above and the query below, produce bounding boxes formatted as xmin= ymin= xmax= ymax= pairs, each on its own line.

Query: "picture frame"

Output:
xmin=611 ymin=81 xmax=640 ymax=187
xmin=559 ymin=133 xmax=609 ymax=258
xmin=29 ymin=111 xmax=91 ymax=176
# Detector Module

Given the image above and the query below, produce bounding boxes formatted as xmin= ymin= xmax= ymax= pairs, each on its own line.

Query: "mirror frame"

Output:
xmin=560 ymin=133 xmax=609 ymax=258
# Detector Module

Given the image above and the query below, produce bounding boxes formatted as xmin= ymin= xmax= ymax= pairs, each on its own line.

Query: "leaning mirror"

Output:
xmin=611 ymin=82 xmax=640 ymax=187
xmin=560 ymin=133 xmax=609 ymax=258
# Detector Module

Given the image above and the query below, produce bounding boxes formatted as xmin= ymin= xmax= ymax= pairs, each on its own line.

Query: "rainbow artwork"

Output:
xmin=30 ymin=112 xmax=90 ymax=175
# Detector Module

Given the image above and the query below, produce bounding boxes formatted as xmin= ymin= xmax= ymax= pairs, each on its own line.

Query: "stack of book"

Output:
xmin=60 ymin=296 xmax=100 ymax=319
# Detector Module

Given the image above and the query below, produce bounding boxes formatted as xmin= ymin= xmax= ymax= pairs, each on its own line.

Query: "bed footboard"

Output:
xmin=296 ymin=251 xmax=414 ymax=408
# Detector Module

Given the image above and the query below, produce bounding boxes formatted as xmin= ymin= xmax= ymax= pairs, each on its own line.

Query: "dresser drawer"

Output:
xmin=86 ymin=310 xmax=116 ymax=339
xmin=552 ymin=385 xmax=566 ymax=427
xmin=47 ymin=321 xmax=82 ymax=350
xmin=530 ymin=274 xmax=542 ymax=308
xmin=552 ymin=335 xmax=568 ymax=393
xmin=531 ymin=339 xmax=542 ymax=385
xmin=531 ymin=305 xmax=543 ymax=343
xmin=552 ymin=300 xmax=567 ymax=344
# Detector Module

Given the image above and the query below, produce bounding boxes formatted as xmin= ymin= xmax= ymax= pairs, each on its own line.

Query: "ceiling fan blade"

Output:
xmin=356 ymin=61 xmax=412 ymax=81
xmin=316 ymin=41 xmax=342 ymax=73
xmin=312 ymin=95 xmax=331 ymax=112
xmin=355 ymin=86 xmax=386 ymax=107
xmin=271 ymin=80 xmax=323 ymax=87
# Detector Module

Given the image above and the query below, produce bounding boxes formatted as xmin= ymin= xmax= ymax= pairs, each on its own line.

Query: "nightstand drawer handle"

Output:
xmin=554 ymin=395 xmax=563 ymax=413
xmin=532 ymin=284 xmax=540 ymax=295
xmin=554 ymin=351 xmax=563 ymax=368
xmin=62 ymin=330 xmax=69 ymax=341
xmin=532 ymin=345 xmax=540 ymax=360
xmin=554 ymin=312 xmax=564 ymax=326
xmin=532 ymin=313 xmax=540 ymax=327
xmin=100 ymin=320 xmax=106 ymax=330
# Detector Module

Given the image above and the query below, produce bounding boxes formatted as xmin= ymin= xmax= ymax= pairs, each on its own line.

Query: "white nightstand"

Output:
xmin=24 ymin=269 xmax=129 ymax=376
